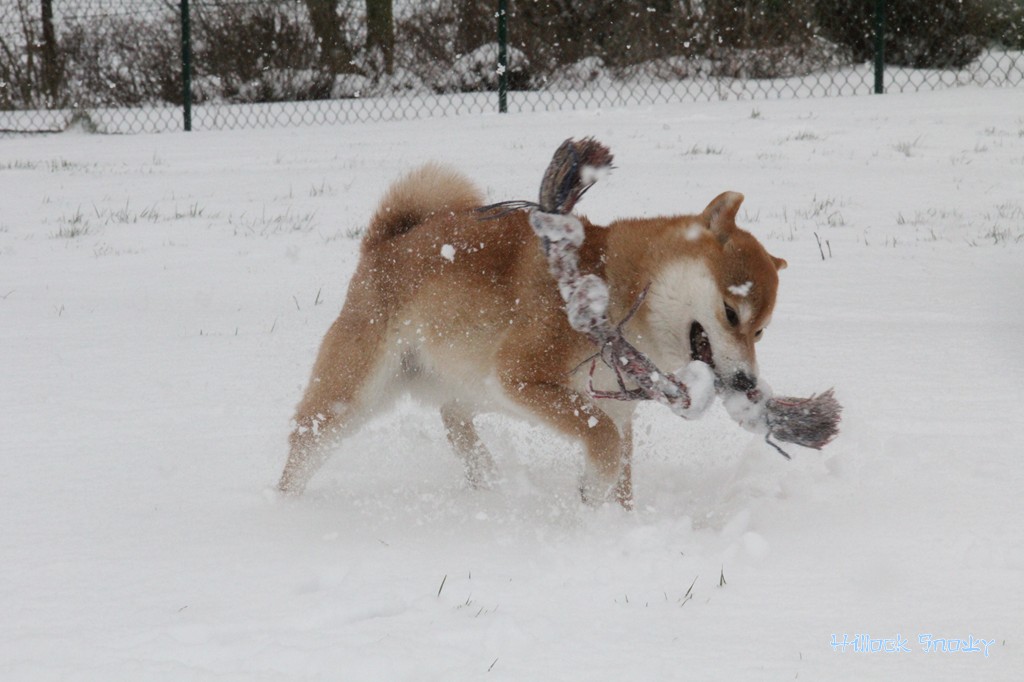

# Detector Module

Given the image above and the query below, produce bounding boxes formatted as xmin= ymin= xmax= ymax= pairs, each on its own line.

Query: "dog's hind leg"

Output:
xmin=278 ymin=298 xmax=390 ymax=495
xmin=440 ymin=401 xmax=496 ymax=489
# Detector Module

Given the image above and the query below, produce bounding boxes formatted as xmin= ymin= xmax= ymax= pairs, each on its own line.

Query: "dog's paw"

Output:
xmin=267 ymin=480 xmax=306 ymax=503
xmin=463 ymin=452 xmax=498 ymax=491
xmin=579 ymin=470 xmax=621 ymax=508
xmin=261 ymin=485 xmax=284 ymax=505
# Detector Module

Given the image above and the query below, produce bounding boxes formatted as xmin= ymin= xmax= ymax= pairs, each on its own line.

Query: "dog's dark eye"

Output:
xmin=724 ymin=304 xmax=740 ymax=327
xmin=755 ymin=329 xmax=764 ymax=340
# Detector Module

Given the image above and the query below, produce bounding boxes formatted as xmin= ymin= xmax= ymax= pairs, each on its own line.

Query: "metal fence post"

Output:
xmin=873 ymin=0 xmax=885 ymax=94
xmin=180 ymin=0 xmax=193 ymax=131
xmin=497 ymin=0 xmax=508 ymax=113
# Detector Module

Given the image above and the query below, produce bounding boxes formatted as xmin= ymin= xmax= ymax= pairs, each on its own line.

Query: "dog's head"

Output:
xmin=644 ymin=191 xmax=787 ymax=393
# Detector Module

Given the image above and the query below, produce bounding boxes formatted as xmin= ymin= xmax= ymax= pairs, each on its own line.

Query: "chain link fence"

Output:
xmin=2 ymin=0 xmax=1022 ymax=135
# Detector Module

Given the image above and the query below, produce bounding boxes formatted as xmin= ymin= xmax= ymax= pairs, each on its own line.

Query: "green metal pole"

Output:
xmin=180 ymin=0 xmax=193 ymax=130
xmin=498 ymin=0 xmax=508 ymax=113
xmin=873 ymin=0 xmax=885 ymax=94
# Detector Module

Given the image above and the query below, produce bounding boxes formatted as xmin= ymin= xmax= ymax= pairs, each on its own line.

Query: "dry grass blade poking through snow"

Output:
xmin=480 ymin=137 xmax=841 ymax=455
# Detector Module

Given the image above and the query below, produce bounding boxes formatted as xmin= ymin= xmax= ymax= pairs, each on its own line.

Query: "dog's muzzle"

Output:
xmin=730 ymin=371 xmax=757 ymax=392
xmin=690 ymin=321 xmax=757 ymax=393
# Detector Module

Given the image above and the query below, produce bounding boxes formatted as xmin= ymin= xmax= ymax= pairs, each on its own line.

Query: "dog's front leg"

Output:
xmin=612 ymin=420 xmax=634 ymax=510
xmin=500 ymin=377 xmax=631 ymax=508
xmin=440 ymin=400 xmax=497 ymax=489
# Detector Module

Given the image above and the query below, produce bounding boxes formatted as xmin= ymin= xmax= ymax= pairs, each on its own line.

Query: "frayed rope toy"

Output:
xmin=477 ymin=137 xmax=841 ymax=457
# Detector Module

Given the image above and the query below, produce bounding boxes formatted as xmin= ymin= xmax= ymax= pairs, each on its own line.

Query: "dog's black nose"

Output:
xmin=730 ymin=371 xmax=757 ymax=392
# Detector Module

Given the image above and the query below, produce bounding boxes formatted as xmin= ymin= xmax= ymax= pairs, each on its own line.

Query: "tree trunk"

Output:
xmin=366 ymin=0 xmax=394 ymax=75
xmin=41 ymin=0 xmax=60 ymax=104
xmin=303 ymin=0 xmax=355 ymax=74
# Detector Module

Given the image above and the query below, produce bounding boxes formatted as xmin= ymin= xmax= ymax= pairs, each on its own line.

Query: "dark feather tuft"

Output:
xmin=537 ymin=137 xmax=614 ymax=214
xmin=765 ymin=389 xmax=842 ymax=450
xmin=475 ymin=200 xmax=540 ymax=220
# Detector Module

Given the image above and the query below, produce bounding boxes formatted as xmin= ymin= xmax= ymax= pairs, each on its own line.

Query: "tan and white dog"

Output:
xmin=278 ymin=163 xmax=787 ymax=507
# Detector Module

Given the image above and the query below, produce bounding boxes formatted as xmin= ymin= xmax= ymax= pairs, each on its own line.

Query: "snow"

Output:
xmin=2 ymin=86 xmax=1023 ymax=680
xmin=440 ymin=243 xmax=456 ymax=262
xmin=675 ymin=360 xmax=717 ymax=419
xmin=580 ymin=163 xmax=612 ymax=187
xmin=683 ymin=221 xmax=704 ymax=241
xmin=722 ymin=382 xmax=772 ymax=435
xmin=728 ymin=281 xmax=753 ymax=297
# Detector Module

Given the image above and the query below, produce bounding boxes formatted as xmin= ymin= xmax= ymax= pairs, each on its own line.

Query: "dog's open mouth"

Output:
xmin=689 ymin=321 xmax=715 ymax=367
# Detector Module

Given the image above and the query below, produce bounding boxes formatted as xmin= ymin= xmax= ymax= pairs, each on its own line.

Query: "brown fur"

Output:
xmin=278 ymin=165 xmax=786 ymax=507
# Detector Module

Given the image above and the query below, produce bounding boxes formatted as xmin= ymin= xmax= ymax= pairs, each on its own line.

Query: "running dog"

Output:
xmin=278 ymin=163 xmax=787 ymax=507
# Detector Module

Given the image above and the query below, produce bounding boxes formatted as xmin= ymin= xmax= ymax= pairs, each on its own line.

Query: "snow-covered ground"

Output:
xmin=2 ymin=86 xmax=1022 ymax=681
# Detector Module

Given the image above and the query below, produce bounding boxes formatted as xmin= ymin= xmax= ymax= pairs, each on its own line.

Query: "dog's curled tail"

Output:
xmin=364 ymin=163 xmax=483 ymax=244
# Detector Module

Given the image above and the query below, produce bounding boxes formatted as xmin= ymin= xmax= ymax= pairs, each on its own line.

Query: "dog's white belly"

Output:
xmin=397 ymin=330 xmax=524 ymax=414
xmin=377 ymin=319 xmax=637 ymax=433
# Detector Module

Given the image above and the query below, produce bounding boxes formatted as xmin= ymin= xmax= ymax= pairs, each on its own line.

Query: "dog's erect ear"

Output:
xmin=702 ymin=191 xmax=743 ymax=244
xmin=772 ymin=255 xmax=788 ymax=271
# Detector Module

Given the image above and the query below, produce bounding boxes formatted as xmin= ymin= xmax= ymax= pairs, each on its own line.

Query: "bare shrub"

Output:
xmin=60 ymin=14 xmax=180 ymax=107
xmin=192 ymin=3 xmax=331 ymax=102
xmin=512 ymin=0 xmax=688 ymax=72
xmin=395 ymin=1 xmax=532 ymax=93
xmin=0 ymin=0 xmax=47 ymax=108
xmin=815 ymin=0 xmax=984 ymax=69
xmin=967 ymin=0 xmax=1024 ymax=50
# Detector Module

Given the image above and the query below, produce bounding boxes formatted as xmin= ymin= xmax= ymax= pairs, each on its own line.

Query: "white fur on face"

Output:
xmin=643 ymin=260 xmax=757 ymax=381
